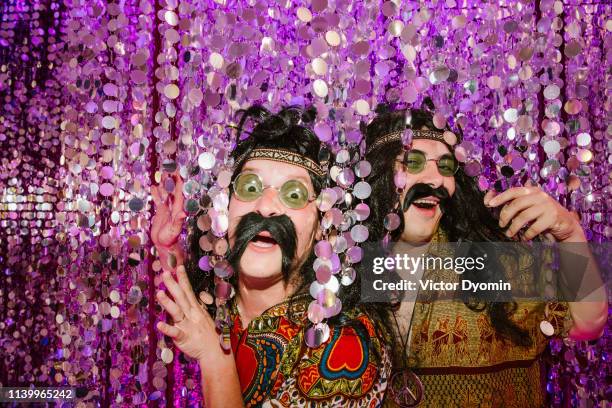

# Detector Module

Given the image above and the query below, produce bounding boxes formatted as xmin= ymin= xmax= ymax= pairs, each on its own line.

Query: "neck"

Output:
xmin=237 ymin=274 xmax=294 ymax=327
xmin=401 ymin=232 xmax=434 ymax=245
xmin=395 ymin=240 xmax=431 ymax=252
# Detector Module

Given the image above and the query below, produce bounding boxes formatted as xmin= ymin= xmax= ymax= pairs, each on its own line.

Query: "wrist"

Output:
xmin=198 ymin=351 xmax=236 ymax=379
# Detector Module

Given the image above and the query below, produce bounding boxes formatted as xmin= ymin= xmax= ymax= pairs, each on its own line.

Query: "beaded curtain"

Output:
xmin=0 ymin=0 xmax=610 ymax=406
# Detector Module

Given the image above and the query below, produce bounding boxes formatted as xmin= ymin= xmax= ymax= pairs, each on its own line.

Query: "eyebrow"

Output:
xmin=407 ymin=149 xmax=453 ymax=160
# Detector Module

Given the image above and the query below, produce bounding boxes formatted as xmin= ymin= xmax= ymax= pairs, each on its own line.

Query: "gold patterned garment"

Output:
xmin=384 ymin=228 xmax=573 ymax=408
xmin=229 ymin=293 xmax=392 ymax=407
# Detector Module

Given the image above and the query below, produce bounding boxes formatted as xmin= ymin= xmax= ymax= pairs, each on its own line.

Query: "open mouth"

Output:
xmin=412 ymin=198 xmax=439 ymax=209
xmin=250 ymin=231 xmax=278 ymax=248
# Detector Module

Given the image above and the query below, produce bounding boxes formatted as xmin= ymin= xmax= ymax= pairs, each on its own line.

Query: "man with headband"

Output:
xmin=363 ymin=102 xmax=607 ymax=407
xmin=151 ymin=105 xmax=391 ymax=407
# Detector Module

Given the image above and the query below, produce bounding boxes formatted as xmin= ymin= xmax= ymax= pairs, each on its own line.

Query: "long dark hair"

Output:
xmin=364 ymin=102 xmax=533 ymax=348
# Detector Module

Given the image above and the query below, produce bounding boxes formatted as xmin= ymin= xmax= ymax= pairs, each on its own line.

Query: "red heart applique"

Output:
xmin=324 ymin=328 xmax=366 ymax=375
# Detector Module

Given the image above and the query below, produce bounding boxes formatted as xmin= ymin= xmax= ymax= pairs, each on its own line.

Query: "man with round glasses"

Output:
xmin=363 ymin=102 xmax=607 ymax=407
xmin=151 ymin=105 xmax=391 ymax=407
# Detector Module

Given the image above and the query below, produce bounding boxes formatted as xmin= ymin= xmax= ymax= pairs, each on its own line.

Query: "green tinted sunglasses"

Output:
xmin=401 ymin=149 xmax=459 ymax=177
xmin=232 ymin=172 xmax=316 ymax=210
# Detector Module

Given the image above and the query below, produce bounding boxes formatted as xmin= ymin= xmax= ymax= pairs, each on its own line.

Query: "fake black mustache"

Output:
xmin=402 ymin=183 xmax=451 ymax=213
xmin=226 ymin=212 xmax=297 ymax=280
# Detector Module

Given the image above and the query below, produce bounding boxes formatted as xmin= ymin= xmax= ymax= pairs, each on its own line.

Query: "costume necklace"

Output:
xmin=388 ymin=287 xmax=424 ymax=407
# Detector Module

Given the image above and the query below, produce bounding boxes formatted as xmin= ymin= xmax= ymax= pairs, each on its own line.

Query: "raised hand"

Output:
xmin=157 ymin=268 xmax=244 ymax=407
xmin=151 ymin=171 xmax=187 ymax=271
xmin=484 ymin=182 xmax=585 ymax=242
xmin=156 ymin=265 xmax=224 ymax=362
xmin=151 ymin=171 xmax=187 ymax=249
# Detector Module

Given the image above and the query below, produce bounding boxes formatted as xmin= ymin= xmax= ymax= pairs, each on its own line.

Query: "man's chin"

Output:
xmin=239 ymin=248 xmax=283 ymax=282
xmin=238 ymin=271 xmax=285 ymax=289
xmin=402 ymin=207 xmax=441 ymax=243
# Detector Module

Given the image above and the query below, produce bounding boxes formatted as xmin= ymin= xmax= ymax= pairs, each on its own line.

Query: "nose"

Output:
xmin=418 ymin=160 xmax=444 ymax=188
xmin=254 ymin=187 xmax=284 ymax=217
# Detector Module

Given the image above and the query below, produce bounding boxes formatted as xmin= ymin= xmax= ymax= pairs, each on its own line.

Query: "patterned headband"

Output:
xmin=234 ymin=148 xmax=328 ymax=177
xmin=366 ymin=129 xmax=460 ymax=153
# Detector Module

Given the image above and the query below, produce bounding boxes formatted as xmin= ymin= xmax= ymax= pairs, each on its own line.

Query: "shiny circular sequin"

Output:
xmin=354 ymin=203 xmax=370 ymax=221
xmin=316 ymin=188 xmax=337 ymax=212
xmin=540 ymin=320 xmax=555 ymax=336
xmin=315 ymin=241 xmax=333 ymax=259
xmin=297 ymin=7 xmax=312 ymax=23
xmin=354 ymin=161 xmax=371 ymax=178
xmin=198 ymin=152 xmax=216 ymax=170
xmin=354 ymin=99 xmax=370 ymax=115
xmin=313 ymin=79 xmax=328 ymax=97
xmin=353 ymin=181 xmax=371 ymax=199
xmin=305 ymin=323 xmax=330 ymax=348
xmin=384 ymin=213 xmax=401 ymax=231
xmin=325 ymin=31 xmax=341 ymax=47
xmin=312 ymin=58 xmax=328 ymax=75
xmin=340 ymin=267 xmax=356 ymax=286
xmin=443 ymin=131 xmax=457 ymax=146
xmin=307 ymin=299 xmax=325 ymax=322
xmin=350 ymin=224 xmax=369 ymax=243
xmin=164 ymin=84 xmax=180 ymax=99
xmin=161 ymin=348 xmax=174 ymax=364
xmin=576 ymin=133 xmax=591 ymax=147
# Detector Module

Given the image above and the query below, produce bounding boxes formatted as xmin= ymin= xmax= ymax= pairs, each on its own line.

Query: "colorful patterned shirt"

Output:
xmin=383 ymin=228 xmax=573 ymax=408
xmin=230 ymin=293 xmax=392 ymax=407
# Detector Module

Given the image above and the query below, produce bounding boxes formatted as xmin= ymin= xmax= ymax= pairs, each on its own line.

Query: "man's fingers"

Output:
xmin=171 ymin=176 xmax=186 ymax=217
xmin=156 ymin=289 xmax=184 ymax=322
xmin=151 ymin=185 xmax=162 ymax=206
xmin=156 ymin=321 xmax=182 ymax=338
xmin=161 ymin=271 xmax=192 ymax=313
xmin=176 ymin=265 xmax=199 ymax=308
xmin=151 ymin=187 xmax=173 ymax=245
xmin=522 ymin=217 xmax=549 ymax=241
xmin=159 ymin=182 xmax=169 ymax=202
xmin=498 ymin=194 xmax=539 ymax=228
xmin=483 ymin=190 xmax=497 ymax=206
xmin=152 ymin=186 xmax=171 ymax=217
xmin=505 ymin=206 xmax=543 ymax=238
xmin=487 ymin=186 xmax=533 ymax=208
